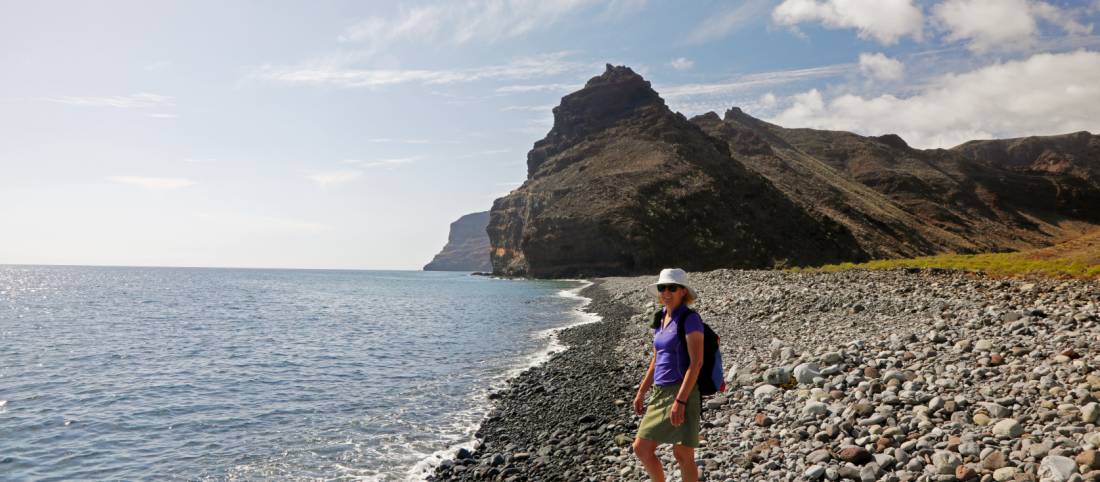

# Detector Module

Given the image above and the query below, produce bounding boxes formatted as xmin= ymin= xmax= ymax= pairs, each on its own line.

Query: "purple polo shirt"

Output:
xmin=653 ymin=305 xmax=703 ymax=386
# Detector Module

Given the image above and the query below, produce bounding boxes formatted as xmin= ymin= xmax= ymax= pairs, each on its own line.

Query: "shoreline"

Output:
xmin=430 ymin=268 xmax=1100 ymax=481
xmin=413 ymin=278 xmax=606 ymax=481
xmin=428 ymin=278 xmax=644 ymax=481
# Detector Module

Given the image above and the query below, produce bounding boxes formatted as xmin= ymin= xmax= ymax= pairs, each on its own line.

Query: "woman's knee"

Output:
xmin=633 ymin=438 xmax=657 ymax=459
xmin=672 ymin=446 xmax=695 ymax=464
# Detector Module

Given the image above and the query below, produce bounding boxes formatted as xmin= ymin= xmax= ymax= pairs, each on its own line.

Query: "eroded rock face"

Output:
xmin=694 ymin=108 xmax=1100 ymax=258
xmin=486 ymin=64 xmax=1100 ymax=278
xmin=423 ymin=211 xmax=492 ymax=272
xmin=488 ymin=65 xmax=866 ymax=278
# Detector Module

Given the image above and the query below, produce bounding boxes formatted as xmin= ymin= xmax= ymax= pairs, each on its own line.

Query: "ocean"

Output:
xmin=0 ymin=266 xmax=595 ymax=481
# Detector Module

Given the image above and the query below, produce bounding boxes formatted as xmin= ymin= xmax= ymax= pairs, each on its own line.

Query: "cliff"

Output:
xmin=697 ymin=110 xmax=1100 ymax=257
xmin=424 ymin=211 xmax=493 ymax=272
xmin=487 ymin=65 xmax=866 ymax=278
xmin=485 ymin=65 xmax=1100 ymax=278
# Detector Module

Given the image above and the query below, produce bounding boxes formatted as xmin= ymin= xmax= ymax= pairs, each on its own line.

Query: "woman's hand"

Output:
xmin=633 ymin=394 xmax=645 ymax=416
xmin=670 ymin=401 xmax=685 ymax=426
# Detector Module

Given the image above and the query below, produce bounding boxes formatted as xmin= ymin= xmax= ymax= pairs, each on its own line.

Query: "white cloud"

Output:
xmin=687 ymin=0 xmax=775 ymax=43
xmin=364 ymin=137 xmax=432 ymax=144
xmin=307 ymin=170 xmax=362 ymax=188
xmin=500 ymin=104 xmax=556 ymax=112
xmin=495 ymin=82 xmax=582 ymax=94
xmin=659 ymin=62 xmax=854 ymax=98
xmin=767 ymin=50 xmax=1100 ymax=149
xmin=148 ymin=113 xmax=179 ymax=119
xmin=455 ymin=148 xmax=511 ymax=159
xmin=341 ymin=157 xmax=419 ymax=168
xmin=772 ymin=0 xmax=924 ymax=45
xmin=258 ymin=53 xmax=582 ymax=89
xmin=42 ymin=92 xmax=174 ymax=108
xmin=933 ymin=0 xmax=1093 ymax=53
xmin=107 ymin=176 xmax=195 ymax=190
xmin=339 ymin=6 xmax=445 ymax=46
xmin=858 ymin=52 xmax=905 ymax=81
xmin=669 ymin=57 xmax=695 ymax=70
xmin=337 ymin=1 xmax=639 ymax=52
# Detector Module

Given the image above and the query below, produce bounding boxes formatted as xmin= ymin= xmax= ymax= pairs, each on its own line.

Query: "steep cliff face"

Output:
xmin=693 ymin=110 xmax=968 ymax=259
xmin=702 ymin=110 xmax=1100 ymax=255
xmin=487 ymin=65 xmax=866 ymax=278
xmin=953 ymin=131 xmax=1100 ymax=186
xmin=423 ymin=211 xmax=492 ymax=272
xmin=485 ymin=66 xmax=1100 ymax=278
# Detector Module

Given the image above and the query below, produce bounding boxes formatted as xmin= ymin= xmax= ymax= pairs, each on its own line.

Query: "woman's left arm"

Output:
xmin=670 ymin=331 xmax=704 ymax=426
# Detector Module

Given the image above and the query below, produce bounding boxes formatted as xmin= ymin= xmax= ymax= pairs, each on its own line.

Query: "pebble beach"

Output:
xmin=431 ymin=269 xmax=1100 ymax=482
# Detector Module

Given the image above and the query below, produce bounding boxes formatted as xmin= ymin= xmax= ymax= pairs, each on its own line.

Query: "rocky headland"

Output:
xmin=487 ymin=65 xmax=867 ymax=278
xmin=430 ymin=269 xmax=1100 ymax=481
xmin=425 ymin=211 xmax=493 ymax=272
xmin=487 ymin=65 xmax=1100 ymax=278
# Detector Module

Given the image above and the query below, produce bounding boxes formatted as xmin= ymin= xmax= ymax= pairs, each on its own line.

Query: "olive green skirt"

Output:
xmin=636 ymin=384 xmax=700 ymax=447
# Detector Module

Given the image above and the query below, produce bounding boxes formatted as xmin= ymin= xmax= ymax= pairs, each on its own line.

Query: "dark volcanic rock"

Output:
xmin=424 ymin=211 xmax=492 ymax=272
xmin=953 ymin=131 xmax=1100 ymax=184
xmin=695 ymin=108 xmax=1100 ymax=258
xmin=488 ymin=65 xmax=866 ymax=278
xmin=486 ymin=64 xmax=1100 ymax=278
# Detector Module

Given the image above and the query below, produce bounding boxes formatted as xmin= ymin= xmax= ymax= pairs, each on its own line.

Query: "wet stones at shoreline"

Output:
xmin=432 ymin=269 xmax=1099 ymax=482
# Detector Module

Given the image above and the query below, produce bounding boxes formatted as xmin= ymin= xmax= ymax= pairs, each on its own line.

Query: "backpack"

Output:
xmin=651 ymin=308 xmax=726 ymax=396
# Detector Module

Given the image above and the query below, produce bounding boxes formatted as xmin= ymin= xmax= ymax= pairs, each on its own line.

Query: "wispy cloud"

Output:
xmin=687 ymin=0 xmax=776 ymax=43
xmin=495 ymin=82 xmax=583 ymax=94
xmin=455 ymin=148 xmax=512 ymax=159
xmin=341 ymin=156 xmax=420 ymax=168
xmin=336 ymin=1 xmax=642 ymax=54
xmin=501 ymin=104 xmax=556 ymax=112
xmin=659 ymin=63 xmax=854 ymax=98
xmin=307 ymin=170 xmax=362 ymax=188
xmin=257 ymin=52 xmax=583 ymax=89
xmin=365 ymin=137 xmax=434 ymax=144
xmin=107 ymin=176 xmax=195 ymax=190
xmin=669 ymin=57 xmax=695 ymax=70
xmin=43 ymin=92 xmax=174 ymax=108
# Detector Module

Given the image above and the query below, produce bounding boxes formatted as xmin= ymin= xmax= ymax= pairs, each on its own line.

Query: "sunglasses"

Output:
xmin=656 ymin=284 xmax=681 ymax=293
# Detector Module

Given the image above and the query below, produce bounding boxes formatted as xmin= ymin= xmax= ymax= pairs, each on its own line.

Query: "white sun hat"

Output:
xmin=645 ymin=268 xmax=698 ymax=300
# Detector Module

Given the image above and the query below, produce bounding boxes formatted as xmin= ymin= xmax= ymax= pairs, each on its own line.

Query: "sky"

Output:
xmin=2 ymin=0 xmax=1099 ymax=270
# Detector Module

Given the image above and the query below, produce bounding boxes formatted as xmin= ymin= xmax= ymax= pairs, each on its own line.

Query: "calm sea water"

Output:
xmin=0 ymin=266 xmax=592 ymax=481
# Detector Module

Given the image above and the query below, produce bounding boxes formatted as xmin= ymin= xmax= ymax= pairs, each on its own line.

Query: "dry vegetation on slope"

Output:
xmin=802 ymin=230 xmax=1100 ymax=279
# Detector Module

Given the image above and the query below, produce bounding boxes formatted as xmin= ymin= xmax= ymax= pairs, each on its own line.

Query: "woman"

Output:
xmin=632 ymin=268 xmax=704 ymax=482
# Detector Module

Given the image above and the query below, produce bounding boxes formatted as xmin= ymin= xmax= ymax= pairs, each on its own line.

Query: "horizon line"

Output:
xmin=0 ymin=262 xmax=438 ymax=272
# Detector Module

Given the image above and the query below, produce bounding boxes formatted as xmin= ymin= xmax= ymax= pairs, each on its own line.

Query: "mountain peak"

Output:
xmin=527 ymin=64 xmax=666 ymax=177
xmin=584 ymin=64 xmax=648 ymax=88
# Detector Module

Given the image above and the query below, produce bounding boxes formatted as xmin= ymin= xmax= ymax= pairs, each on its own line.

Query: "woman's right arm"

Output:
xmin=633 ymin=352 xmax=657 ymax=415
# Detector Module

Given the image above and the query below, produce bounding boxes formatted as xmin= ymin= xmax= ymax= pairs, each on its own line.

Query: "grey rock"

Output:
xmin=794 ymin=362 xmax=821 ymax=384
xmin=991 ymin=419 xmax=1023 ymax=438
xmin=1038 ymin=455 xmax=1077 ymax=482
xmin=931 ymin=450 xmax=961 ymax=475
xmin=804 ymin=465 xmax=826 ymax=480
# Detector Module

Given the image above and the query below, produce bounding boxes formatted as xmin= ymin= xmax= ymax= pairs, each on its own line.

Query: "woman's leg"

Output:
xmin=672 ymin=444 xmax=698 ymax=482
xmin=632 ymin=437 xmax=665 ymax=482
